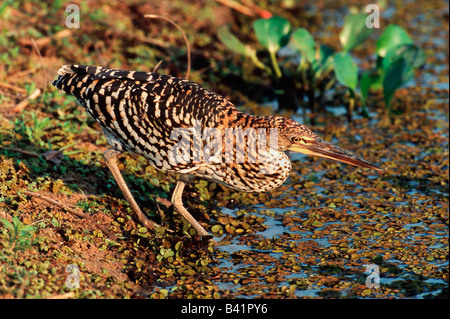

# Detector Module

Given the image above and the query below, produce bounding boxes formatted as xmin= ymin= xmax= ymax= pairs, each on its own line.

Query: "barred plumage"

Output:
xmin=53 ymin=65 xmax=234 ymax=170
xmin=52 ymin=65 xmax=293 ymax=192
xmin=52 ymin=64 xmax=380 ymax=240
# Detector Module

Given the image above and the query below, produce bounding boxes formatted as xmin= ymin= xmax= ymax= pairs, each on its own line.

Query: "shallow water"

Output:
xmin=212 ymin=183 xmax=447 ymax=298
xmin=146 ymin=0 xmax=449 ymax=299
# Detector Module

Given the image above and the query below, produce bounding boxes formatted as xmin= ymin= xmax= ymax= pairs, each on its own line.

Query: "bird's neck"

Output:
xmin=233 ymin=111 xmax=281 ymax=130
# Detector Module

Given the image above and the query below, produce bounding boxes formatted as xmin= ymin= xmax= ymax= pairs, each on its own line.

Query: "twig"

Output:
xmin=215 ymin=0 xmax=255 ymax=16
xmin=8 ymin=68 xmax=36 ymax=79
xmin=241 ymin=0 xmax=273 ymax=18
xmin=152 ymin=60 xmax=163 ymax=73
xmin=12 ymin=88 xmax=41 ymax=113
xmin=1 ymin=147 xmax=64 ymax=164
xmin=215 ymin=0 xmax=272 ymax=18
xmin=31 ymin=38 xmax=48 ymax=94
xmin=144 ymin=14 xmax=191 ymax=80
xmin=45 ymin=292 xmax=75 ymax=299
xmin=19 ymin=29 xmax=72 ymax=48
xmin=23 ymin=190 xmax=89 ymax=219
xmin=0 ymin=82 xmax=27 ymax=94
xmin=0 ymin=146 xmax=40 ymax=158
xmin=22 ymin=190 xmax=112 ymax=237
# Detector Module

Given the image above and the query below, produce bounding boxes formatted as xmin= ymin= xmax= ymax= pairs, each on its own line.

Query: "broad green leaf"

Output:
xmin=291 ymin=28 xmax=316 ymax=63
xmin=360 ymin=71 xmax=381 ymax=106
xmin=339 ymin=13 xmax=374 ymax=52
xmin=217 ymin=25 xmax=253 ymax=57
xmin=383 ymin=58 xmax=414 ymax=110
xmin=1 ymin=218 xmax=13 ymax=231
xmin=382 ymin=44 xmax=425 ymax=69
xmin=318 ymin=45 xmax=334 ymax=69
xmin=311 ymin=45 xmax=334 ymax=76
xmin=376 ymin=25 xmax=413 ymax=57
xmin=334 ymin=52 xmax=358 ymax=91
xmin=20 ymin=225 xmax=36 ymax=233
xmin=253 ymin=16 xmax=292 ymax=54
xmin=218 ymin=25 xmax=270 ymax=73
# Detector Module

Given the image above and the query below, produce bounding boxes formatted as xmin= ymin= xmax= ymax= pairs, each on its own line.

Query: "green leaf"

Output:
xmin=253 ymin=16 xmax=292 ymax=54
xmin=217 ymin=25 xmax=254 ymax=57
xmin=360 ymin=70 xmax=383 ymax=108
xmin=175 ymin=241 xmax=183 ymax=251
xmin=218 ymin=25 xmax=272 ymax=74
xmin=1 ymin=218 xmax=13 ymax=231
xmin=318 ymin=45 xmax=334 ymax=69
xmin=376 ymin=25 xmax=413 ymax=57
xmin=382 ymin=44 xmax=425 ymax=70
xmin=291 ymin=28 xmax=316 ymax=63
xmin=311 ymin=45 xmax=334 ymax=74
xmin=20 ymin=225 xmax=36 ymax=233
xmin=383 ymin=58 xmax=414 ymax=110
xmin=381 ymin=42 xmax=420 ymax=111
xmin=334 ymin=52 xmax=358 ymax=91
xmin=360 ymin=72 xmax=372 ymax=107
xmin=339 ymin=13 xmax=374 ymax=52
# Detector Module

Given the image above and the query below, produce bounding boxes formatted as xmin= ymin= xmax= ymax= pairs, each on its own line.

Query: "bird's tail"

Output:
xmin=51 ymin=65 xmax=80 ymax=91
xmin=56 ymin=64 xmax=75 ymax=76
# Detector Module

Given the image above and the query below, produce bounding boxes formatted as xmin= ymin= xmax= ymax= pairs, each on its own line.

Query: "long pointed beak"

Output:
xmin=288 ymin=137 xmax=382 ymax=171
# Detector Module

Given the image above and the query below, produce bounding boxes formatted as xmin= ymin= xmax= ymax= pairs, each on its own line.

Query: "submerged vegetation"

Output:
xmin=0 ymin=0 xmax=448 ymax=299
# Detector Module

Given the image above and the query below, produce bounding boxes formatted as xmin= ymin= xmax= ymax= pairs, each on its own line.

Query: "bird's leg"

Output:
xmin=104 ymin=149 xmax=160 ymax=230
xmin=171 ymin=175 xmax=212 ymax=240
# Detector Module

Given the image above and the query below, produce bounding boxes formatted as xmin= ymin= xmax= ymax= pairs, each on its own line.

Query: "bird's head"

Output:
xmin=276 ymin=118 xmax=381 ymax=171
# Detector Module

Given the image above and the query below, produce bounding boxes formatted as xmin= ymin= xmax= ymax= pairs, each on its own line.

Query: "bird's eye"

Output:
xmin=291 ymin=136 xmax=301 ymax=143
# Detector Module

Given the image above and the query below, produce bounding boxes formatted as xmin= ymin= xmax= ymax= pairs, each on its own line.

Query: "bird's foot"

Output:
xmin=139 ymin=216 xmax=177 ymax=234
xmin=199 ymin=234 xmax=219 ymax=246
